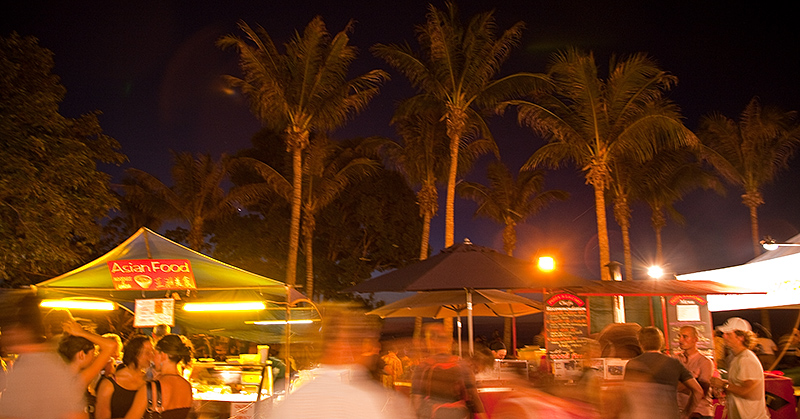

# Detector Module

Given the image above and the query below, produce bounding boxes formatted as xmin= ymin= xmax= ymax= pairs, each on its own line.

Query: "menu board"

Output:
xmin=665 ymin=295 xmax=714 ymax=356
xmin=545 ymin=293 xmax=589 ymax=360
xmin=134 ymin=298 xmax=175 ymax=328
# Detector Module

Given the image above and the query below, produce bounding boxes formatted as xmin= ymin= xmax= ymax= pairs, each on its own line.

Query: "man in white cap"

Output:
xmin=710 ymin=317 xmax=769 ymax=419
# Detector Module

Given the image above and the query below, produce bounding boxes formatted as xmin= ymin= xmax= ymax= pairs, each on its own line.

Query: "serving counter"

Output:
xmin=189 ymin=360 xmax=274 ymax=419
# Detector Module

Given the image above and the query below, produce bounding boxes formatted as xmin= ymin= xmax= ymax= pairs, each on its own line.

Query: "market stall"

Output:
xmin=33 ymin=227 xmax=318 ymax=418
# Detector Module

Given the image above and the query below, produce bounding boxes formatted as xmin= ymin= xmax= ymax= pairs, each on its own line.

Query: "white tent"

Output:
xmin=676 ymin=233 xmax=800 ymax=311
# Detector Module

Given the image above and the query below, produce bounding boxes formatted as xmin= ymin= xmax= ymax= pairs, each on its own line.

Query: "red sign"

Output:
xmin=107 ymin=259 xmax=196 ymax=290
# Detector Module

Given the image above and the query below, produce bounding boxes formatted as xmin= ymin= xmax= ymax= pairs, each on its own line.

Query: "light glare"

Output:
xmin=538 ymin=256 xmax=556 ymax=272
xmin=41 ymin=299 xmax=115 ymax=311
xmin=183 ymin=301 xmax=266 ymax=312
xmin=647 ymin=266 xmax=664 ymax=279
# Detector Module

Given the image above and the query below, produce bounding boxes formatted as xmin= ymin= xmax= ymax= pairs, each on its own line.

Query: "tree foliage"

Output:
xmin=508 ymin=48 xmax=695 ymax=280
xmin=458 ymin=160 xmax=569 ymax=256
xmin=0 ymin=33 xmax=125 ymax=286
xmin=219 ymin=17 xmax=388 ymax=287
xmin=699 ymin=97 xmax=800 ymax=256
xmin=373 ymin=2 xmax=546 ymax=247
xmin=313 ymin=168 xmax=423 ymax=298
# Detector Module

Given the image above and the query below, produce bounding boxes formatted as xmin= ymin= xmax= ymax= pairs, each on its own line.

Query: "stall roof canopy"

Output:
xmin=677 ymin=233 xmax=800 ymax=311
xmin=35 ymin=227 xmax=302 ymax=303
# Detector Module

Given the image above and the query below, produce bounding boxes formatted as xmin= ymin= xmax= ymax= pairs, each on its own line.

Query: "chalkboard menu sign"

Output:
xmin=545 ymin=293 xmax=589 ymax=360
xmin=665 ymin=295 xmax=714 ymax=356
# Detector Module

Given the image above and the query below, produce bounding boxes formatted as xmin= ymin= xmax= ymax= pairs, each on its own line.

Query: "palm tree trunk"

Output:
xmin=188 ymin=219 xmax=204 ymax=251
xmin=445 ymin=136 xmax=459 ymax=248
xmin=748 ymin=203 xmax=761 ymax=257
xmin=444 ymin=110 xmax=466 ymax=248
xmin=420 ymin=210 xmax=432 ymax=261
xmin=593 ymin=183 xmax=611 ymax=281
xmin=303 ymin=224 xmax=314 ymax=300
xmin=614 ymin=198 xmax=633 ymax=280
xmin=621 ymin=221 xmax=632 ymax=281
xmin=286 ymin=140 xmax=304 ymax=286
xmin=651 ymin=207 xmax=666 ymax=265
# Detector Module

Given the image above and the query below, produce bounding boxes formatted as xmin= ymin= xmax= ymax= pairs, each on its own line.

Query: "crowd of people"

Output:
xmin=0 ymin=293 xmax=788 ymax=419
xmin=0 ymin=294 xmax=195 ymax=419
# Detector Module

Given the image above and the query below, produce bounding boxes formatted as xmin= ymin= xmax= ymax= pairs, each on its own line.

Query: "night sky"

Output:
xmin=4 ymin=0 xmax=800 ymax=281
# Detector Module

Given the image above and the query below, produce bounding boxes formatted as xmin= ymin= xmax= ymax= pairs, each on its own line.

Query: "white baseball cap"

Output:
xmin=716 ymin=317 xmax=752 ymax=333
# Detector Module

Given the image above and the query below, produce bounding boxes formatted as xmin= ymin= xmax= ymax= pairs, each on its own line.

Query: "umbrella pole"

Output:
xmin=467 ymin=289 xmax=474 ymax=357
xmin=457 ymin=314 xmax=462 ymax=357
xmin=512 ymin=317 xmax=518 ymax=358
xmin=285 ymin=285 xmax=292 ymax=395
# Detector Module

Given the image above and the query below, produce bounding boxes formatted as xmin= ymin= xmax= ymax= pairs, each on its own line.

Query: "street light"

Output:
xmin=537 ymin=256 xmax=556 ymax=272
xmin=761 ymin=236 xmax=800 ymax=251
xmin=647 ymin=265 xmax=664 ymax=279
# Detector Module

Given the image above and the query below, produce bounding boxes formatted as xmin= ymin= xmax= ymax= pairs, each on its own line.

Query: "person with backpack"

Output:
xmin=411 ymin=324 xmax=487 ymax=419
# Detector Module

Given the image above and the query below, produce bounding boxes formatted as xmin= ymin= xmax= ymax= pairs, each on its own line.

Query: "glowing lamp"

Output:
xmin=537 ymin=256 xmax=556 ymax=272
xmin=246 ymin=319 xmax=316 ymax=325
xmin=41 ymin=299 xmax=115 ymax=311
xmin=182 ymin=301 xmax=266 ymax=312
xmin=647 ymin=265 xmax=664 ymax=279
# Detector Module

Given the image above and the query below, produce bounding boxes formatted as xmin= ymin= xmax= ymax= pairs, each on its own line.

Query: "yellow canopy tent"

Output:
xmin=34 ymin=227 xmax=315 ymax=342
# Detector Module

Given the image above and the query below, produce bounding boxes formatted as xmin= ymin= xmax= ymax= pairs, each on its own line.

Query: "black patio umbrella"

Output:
xmin=349 ymin=240 xmax=595 ymax=293
xmin=349 ymin=240 xmax=593 ymax=355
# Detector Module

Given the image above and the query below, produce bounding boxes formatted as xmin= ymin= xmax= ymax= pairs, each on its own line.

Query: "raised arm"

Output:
xmin=680 ymin=377 xmax=704 ymax=419
xmin=62 ymin=320 xmax=119 ymax=386
xmin=123 ymin=385 xmax=148 ymax=419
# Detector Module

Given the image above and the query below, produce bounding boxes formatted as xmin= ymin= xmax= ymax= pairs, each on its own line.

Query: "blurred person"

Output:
xmin=488 ymin=340 xmax=507 ymax=360
xmin=58 ymin=320 xmax=120 ymax=417
xmin=267 ymin=304 xmax=414 ymax=419
xmin=411 ymin=323 xmax=487 ymax=419
xmin=152 ymin=324 xmax=170 ymax=344
xmin=381 ymin=346 xmax=404 ymax=389
xmin=491 ymin=364 xmax=601 ymax=419
xmin=189 ymin=334 xmax=211 ymax=359
xmin=713 ymin=329 xmax=730 ymax=370
xmin=471 ymin=346 xmax=497 ymax=381
xmin=212 ymin=336 xmax=230 ymax=361
xmin=124 ymin=334 xmax=194 ymax=419
xmin=95 ymin=335 xmax=154 ymax=419
xmin=751 ymin=322 xmax=778 ymax=370
xmin=618 ymin=326 xmax=703 ymax=419
xmin=488 ymin=331 xmax=507 ymax=359
xmin=101 ymin=333 xmax=124 ymax=375
xmin=775 ymin=328 xmax=800 ymax=383
xmin=0 ymin=294 xmax=86 ymax=419
xmin=598 ymin=323 xmax=642 ymax=359
xmin=675 ymin=325 xmax=714 ymax=419
xmin=710 ymin=317 xmax=769 ymax=419
xmin=43 ymin=308 xmax=74 ymax=341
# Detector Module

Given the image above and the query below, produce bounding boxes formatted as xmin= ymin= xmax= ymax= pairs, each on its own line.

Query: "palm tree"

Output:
xmin=300 ymin=136 xmax=381 ymax=299
xmin=122 ymin=152 xmax=257 ymax=251
xmin=506 ymin=48 xmax=696 ymax=280
xmin=457 ymin=160 xmax=569 ymax=256
xmin=384 ymin=102 xmax=450 ymax=261
xmin=633 ymin=148 xmax=724 ymax=266
xmin=373 ymin=2 xmax=547 ymax=247
xmin=218 ymin=17 xmax=388 ymax=287
xmin=698 ymin=97 xmax=800 ymax=256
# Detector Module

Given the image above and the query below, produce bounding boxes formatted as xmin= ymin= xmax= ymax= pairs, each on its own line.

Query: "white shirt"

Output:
xmin=726 ymin=349 xmax=769 ymax=419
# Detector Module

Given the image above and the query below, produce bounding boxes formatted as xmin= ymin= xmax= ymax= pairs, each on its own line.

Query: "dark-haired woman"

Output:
xmin=125 ymin=334 xmax=194 ymax=419
xmin=96 ymin=335 xmax=154 ymax=419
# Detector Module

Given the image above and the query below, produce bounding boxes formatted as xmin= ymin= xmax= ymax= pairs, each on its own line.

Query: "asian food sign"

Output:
xmin=108 ymin=259 xmax=197 ymax=290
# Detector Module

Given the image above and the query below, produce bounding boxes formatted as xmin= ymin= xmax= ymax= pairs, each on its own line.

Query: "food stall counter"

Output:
xmin=189 ymin=359 xmax=274 ymax=419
